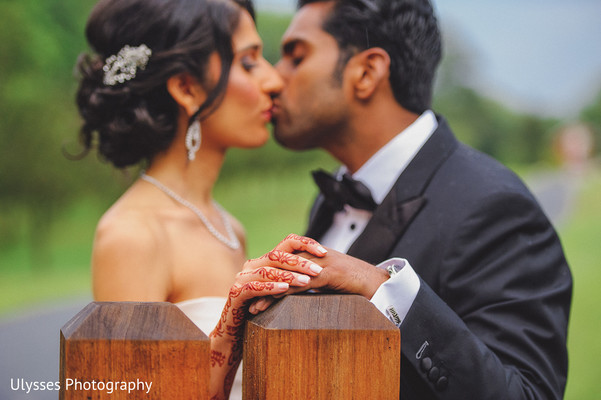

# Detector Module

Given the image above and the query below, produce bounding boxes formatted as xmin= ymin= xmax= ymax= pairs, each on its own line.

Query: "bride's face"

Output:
xmin=202 ymin=10 xmax=283 ymax=150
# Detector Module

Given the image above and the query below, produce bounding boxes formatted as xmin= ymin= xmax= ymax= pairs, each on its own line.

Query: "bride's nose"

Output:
xmin=261 ymin=61 xmax=284 ymax=95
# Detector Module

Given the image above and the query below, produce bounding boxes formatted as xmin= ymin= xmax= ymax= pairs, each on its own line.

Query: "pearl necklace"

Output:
xmin=140 ymin=173 xmax=241 ymax=250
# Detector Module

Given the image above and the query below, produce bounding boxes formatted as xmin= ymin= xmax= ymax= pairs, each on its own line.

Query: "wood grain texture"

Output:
xmin=243 ymin=294 xmax=400 ymax=399
xmin=59 ymin=302 xmax=209 ymax=399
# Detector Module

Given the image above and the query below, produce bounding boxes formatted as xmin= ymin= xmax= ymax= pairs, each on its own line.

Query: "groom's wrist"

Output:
xmin=363 ymin=266 xmax=391 ymax=299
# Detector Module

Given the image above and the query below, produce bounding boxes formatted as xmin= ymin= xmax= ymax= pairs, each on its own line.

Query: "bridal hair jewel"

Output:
xmin=102 ymin=44 xmax=152 ymax=86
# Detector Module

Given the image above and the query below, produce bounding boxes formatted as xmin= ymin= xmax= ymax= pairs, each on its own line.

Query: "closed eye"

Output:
xmin=236 ymin=44 xmax=262 ymax=72
xmin=241 ymin=56 xmax=258 ymax=71
xmin=282 ymin=40 xmax=306 ymax=68
xmin=291 ymin=56 xmax=303 ymax=66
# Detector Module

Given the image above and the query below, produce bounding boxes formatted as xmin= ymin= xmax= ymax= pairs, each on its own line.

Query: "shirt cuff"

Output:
xmin=370 ymin=258 xmax=420 ymax=327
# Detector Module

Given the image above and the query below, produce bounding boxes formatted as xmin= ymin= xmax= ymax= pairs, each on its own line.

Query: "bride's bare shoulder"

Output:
xmin=91 ymin=189 xmax=171 ymax=301
xmin=93 ymin=178 xmax=171 ymax=259
xmin=95 ymin=187 xmax=164 ymax=245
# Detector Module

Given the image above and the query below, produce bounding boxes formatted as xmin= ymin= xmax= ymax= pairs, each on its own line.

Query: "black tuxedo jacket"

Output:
xmin=306 ymin=117 xmax=572 ymax=399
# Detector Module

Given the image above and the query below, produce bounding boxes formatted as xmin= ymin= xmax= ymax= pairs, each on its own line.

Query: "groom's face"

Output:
xmin=271 ymin=2 xmax=351 ymax=151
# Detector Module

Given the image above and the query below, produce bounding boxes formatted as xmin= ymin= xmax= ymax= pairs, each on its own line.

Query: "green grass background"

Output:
xmin=557 ymin=170 xmax=601 ymax=400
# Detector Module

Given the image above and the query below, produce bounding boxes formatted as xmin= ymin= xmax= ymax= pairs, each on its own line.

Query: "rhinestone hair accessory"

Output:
xmin=102 ymin=44 xmax=152 ymax=86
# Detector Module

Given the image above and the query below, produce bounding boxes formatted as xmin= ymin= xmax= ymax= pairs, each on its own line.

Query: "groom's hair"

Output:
xmin=297 ymin=0 xmax=442 ymax=114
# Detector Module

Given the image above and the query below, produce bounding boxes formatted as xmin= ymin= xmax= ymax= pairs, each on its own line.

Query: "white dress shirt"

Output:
xmin=320 ymin=110 xmax=438 ymax=326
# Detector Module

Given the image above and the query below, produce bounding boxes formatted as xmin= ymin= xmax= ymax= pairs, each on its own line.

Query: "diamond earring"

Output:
xmin=185 ymin=119 xmax=201 ymax=161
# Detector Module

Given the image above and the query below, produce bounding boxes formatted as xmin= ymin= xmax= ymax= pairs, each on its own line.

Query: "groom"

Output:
xmin=270 ymin=1 xmax=572 ymax=399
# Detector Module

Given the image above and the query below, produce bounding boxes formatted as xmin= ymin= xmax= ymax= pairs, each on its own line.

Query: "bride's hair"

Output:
xmin=75 ymin=0 xmax=255 ymax=168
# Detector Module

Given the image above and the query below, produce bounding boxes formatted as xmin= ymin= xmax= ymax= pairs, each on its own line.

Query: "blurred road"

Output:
xmin=0 ymin=168 xmax=582 ymax=400
xmin=0 ymin=296 xmax=91 ymax=400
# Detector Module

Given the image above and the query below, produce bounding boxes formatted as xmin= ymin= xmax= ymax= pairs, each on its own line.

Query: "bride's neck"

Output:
xmin=144 ymin=145 xmax=225 ymax=206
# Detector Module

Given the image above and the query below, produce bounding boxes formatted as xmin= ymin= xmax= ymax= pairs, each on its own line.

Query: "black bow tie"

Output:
xmin=312 ymin=169 xmax=377 ymax=212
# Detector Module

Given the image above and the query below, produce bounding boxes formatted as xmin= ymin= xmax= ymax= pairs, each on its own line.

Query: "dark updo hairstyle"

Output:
xmin=76 ymin=0 xmax=255 ymax=168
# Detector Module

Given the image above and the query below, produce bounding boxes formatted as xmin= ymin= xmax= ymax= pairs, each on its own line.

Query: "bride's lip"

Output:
xmin=262 ymin=103 xmax=277 ymax=121
xmin=270 ymin=102 xmax=280 ymax=118
xmin=261 ymin=107 xmax=273 ymax=121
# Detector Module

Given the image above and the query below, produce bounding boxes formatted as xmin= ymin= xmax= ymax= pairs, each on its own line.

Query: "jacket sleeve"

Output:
xmin=399 ymin=191 xmax=572 ymax=400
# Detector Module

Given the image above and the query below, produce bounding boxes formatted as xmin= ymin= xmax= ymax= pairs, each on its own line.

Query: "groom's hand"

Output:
xmin=286 ymin=249 xmax=390 ymax=299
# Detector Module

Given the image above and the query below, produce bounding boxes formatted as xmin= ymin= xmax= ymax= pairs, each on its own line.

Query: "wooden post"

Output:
xmin=243 ymin=294 xmax=400 ymax=399
xmin=59 ymin=302 xmax=209 ymax=399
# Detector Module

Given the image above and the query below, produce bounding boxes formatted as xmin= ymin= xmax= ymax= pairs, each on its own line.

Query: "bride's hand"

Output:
xmin=208 ymin=234 xmax=326 ymax=399
xmin=241 ymin=233 xmax=327 ymax=274
xmin=209 ymin=271 xmax=290 ymax=399
xmin=211 ymin=234 xmax=326 ymax=341
xmin=241 ymin=234 xmax=327 ymax=314
xmin=208 ymin=260 xmax=319 ymax=399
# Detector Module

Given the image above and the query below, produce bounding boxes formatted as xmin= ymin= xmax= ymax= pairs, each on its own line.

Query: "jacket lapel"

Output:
xmin=347 ymin=117 xmax=459 ymax=264
xmin=305 ymin=195 xmax=334 ymax=240
xmin=347 ymin=192 xmax=426 ymax=264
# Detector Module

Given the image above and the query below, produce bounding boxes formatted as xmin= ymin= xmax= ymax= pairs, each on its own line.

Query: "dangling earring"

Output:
xmin=185 ymin=119 xmax=201 ymax=161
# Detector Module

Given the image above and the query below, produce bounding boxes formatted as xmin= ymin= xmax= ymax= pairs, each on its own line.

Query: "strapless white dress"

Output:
xmin=176 ymin=297 xmax=243 ymax=400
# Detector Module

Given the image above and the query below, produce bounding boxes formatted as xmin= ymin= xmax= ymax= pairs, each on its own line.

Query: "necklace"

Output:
xmin=140 ymin=173 xmax=240 ymax=250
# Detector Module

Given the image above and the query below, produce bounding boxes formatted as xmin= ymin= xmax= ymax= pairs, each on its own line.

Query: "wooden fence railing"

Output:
xmin=59 ymin=295 xmax=400 ymax=399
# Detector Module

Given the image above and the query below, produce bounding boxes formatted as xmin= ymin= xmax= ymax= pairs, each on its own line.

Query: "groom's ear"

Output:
xmin=345 ymin=47 xmax=391 ymax=101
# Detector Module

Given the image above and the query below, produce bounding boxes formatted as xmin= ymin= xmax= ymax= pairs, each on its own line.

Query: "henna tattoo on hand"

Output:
xmin=223 ymin=365 xmax=238 ymax=397
xmin=210 ymin=350 xmax=226 ymax=367
xmin=231 ymin=307 xmax=246 ymax=326
xmin=214 ymin=282 xmax=278 ymax=341
xmin=254 ymin=267 xmax=295 ymax=283
xmin=265 ymin=250 xmax=300 ymax=267
xmin=228 ymin=348 xmax=242 ymax=366
xmin=238 ymin=268 xmax=295 ymax=283
xmin=226 ymin=324 xmax=243 ymax=338
xmin=210 ymin=279 xmax=287 ymax=400
xmin=244 ymin=281 xmax=276 ymax=292
xmin=228 ymin=285 xmax=243 ymax=299
xmin=283 ymin=233 xmax=319 ymax=246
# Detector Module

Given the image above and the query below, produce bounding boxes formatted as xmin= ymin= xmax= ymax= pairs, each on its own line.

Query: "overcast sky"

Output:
xmin=255 ymin=0 xmax=601 ymax=118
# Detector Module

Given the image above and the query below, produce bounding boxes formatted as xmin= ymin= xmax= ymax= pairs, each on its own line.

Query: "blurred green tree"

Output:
xmin=433 ymin=25 xmax=560 ymax=166
xmin=0 ymin=0 xmax=122 ymax=269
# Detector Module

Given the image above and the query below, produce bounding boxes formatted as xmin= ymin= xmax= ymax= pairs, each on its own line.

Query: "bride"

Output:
xmin=75 ymin=0 xmax=326 ymax=398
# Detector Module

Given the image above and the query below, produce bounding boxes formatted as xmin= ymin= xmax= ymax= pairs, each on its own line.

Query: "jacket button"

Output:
xmin=420 ymin=357 xmax=432 ymax=372
xmin=436 ymin=376 xmax=448 ymax=391
xmin=428 ymin=366 xmax=440 ymax=381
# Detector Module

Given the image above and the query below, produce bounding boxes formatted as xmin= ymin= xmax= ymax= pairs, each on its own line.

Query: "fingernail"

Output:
xmin=276 ymin=282 xmax=290 ymax=290
xmin=297 ymin=275 xmax=310 ymax=284
xmin=310 ymin=263 xmax=323 ymax=274
xmin=317 ymin=245 xmax=328 ymax=254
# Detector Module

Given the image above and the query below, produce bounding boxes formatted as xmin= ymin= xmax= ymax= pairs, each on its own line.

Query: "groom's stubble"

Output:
xmin=270 ymin=2 xmax=352 ymax=152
